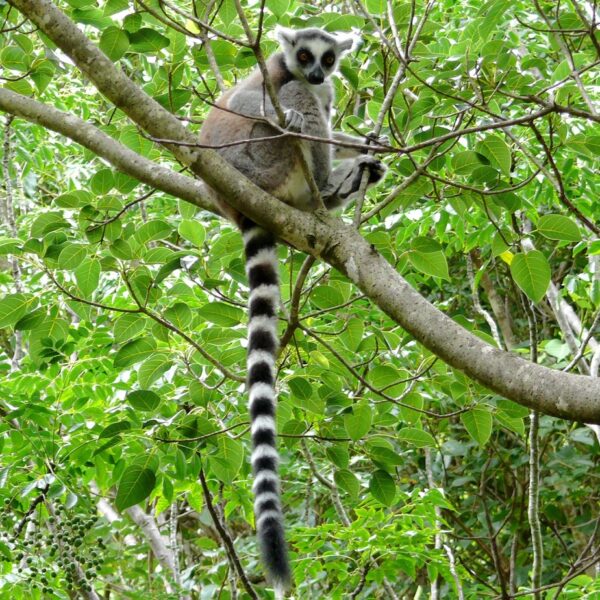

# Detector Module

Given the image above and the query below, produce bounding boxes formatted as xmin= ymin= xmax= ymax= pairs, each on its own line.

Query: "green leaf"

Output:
xmin=67 ymin=0 xmax=97 ymax=7
xmin=0 ymin=294 xmax=35 ymax=328
xmin=410 ymin=97 xmax=436 ymax=120
xmin=310 ymin=285 xmax=344 ymax=309
xmin=497 ymin=399 xmax=529 ymax=419
xmin=100 ymin=27 xmax=129 ymax=61
xmin=369 ymin=445 xmax=404 ymax=466
xmin=135 ymin=220 xmax=173 ymax=245
xmin=365 ymin=0 xmax=385 ymax=13
xmin=75 ymin=258 xmax=101 ymax=298
xmin=461 ymin=407 xmax=493 ymax=446
xmin=129 ymin=28 xmax=170 ymax=53
xmin=407 ymin=237 xmax=449 ymax=280
xmin=496 ymin=413 xmax=525 ymax=436
xmin=162 ymin=477 xmax=174 ymax=502
xmin=114 ymin=313 xmax=146 ymax=343
xmin=0 ymin=540 xmax=12 ymax=561
xmin=174 ymin=448 xmax=187 ymax=480
xmin=267 ymin=0 xmax=289 ymax=17
xmin=369 ymin=470 xmax=396 ymax=506
xmin=58 ymin=244 xmax=87 ymax=270
xmin=218 ymin=0 xmax=237 ymax=25
xmin=124 ymin=12 xmax=142 ymax=32
xmin=178 ymin=219 xmax=205 ymax=247
xmin=399 ymin=392 xmax=424 ymax=424
xmin=31 ymin=317 xmax=69 ymax=343
xmin=288 ymin=377 xmax=313 ymax=402
xmin=14 ymin=308 xmax=46 ymax=330
xmin=54 ymin=190 xmax=92 ymax=208
xmin=287 ymin=375 xmax=322 ymax=414
xmin=397 ymin=427 xmax=436 ymax=448
xmin=0 ymin=46 xmax=29 ymax=71
xmin=114 ymin=337 xmax=157 ymax=368
xmin=31 ymin=60 xmax=55 ymax=94
xmin=210 ymin=437 xmax=243 ymax=484
xmin=451 ymin=151 xmax=487 ymax=175
xmin=30 ymin=212 xmax=69 ymax=237
xmin=197 ymin=302 xmax=244 ymax=326
xmin=334 ymin=469 xmax=360 ymax=499
xmin=99 ymin=420 xmax=131 ymax=438
xmin=344 ymin=404 xmax=372 ymax=441
xmin=510 ymin=250 xmax=551 ymax=303
xmin=326 ymin=445 xmax=349 ymax=469
xmin=187 ymin=483 xmax=204 ymax=513
xmin=126 ymin=390 xmax=160 ymax=412
xmin=144 ymin=247 xmax=177 ymax=264
xmin=281 ymin=419 xmax=305 ymax=446
xmin=110 ymin=239 xmax=134 ymax=260
xmin=103 ymin=0 xmax=129 ymax=16
xmin=537 ymin=214 xmax=581 ymax=242
xmin=341 ymin=317 xmax=364 ymax=352
xmin=90 ymin=169 xmax=115 ymax=195
xmin=476 ymin=135 xmax=511 ymax=175
xmin=0 ymin=237 xmax=22 ymax=255
xmin=585 ymin=136 xmax=600 ymax=155
xmin=164 ymin=303 xmax=193 ymax=329
xmin=367 ymin=365 xmax=400 ymax=388
xmin=138 ymin=353 xmax=172 ymax=387
xmin=115 ymin=465 xmax=156 ymax=511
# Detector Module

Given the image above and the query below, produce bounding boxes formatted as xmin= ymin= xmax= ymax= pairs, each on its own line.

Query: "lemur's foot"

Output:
xmin=357 ymin=155 xmax=386 ymax=184
xmin=284 ymin=109 xmax=304 ymax=132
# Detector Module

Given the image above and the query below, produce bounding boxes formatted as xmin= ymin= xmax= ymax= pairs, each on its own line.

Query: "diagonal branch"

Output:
xmin=0 ymin=87 xmax=216 ymax=214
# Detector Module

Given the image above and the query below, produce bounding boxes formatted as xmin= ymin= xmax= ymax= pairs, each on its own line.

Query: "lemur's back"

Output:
xmin=198 ymin=53 xmax=332 ymax=212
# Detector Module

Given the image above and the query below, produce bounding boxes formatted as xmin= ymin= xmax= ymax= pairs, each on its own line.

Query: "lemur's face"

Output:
xmin=276 ymin=27 xmax=358 ymax=85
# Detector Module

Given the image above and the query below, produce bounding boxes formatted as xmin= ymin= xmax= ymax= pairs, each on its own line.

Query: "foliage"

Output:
xmin=0 ymin=0 xmax=599 ymax=598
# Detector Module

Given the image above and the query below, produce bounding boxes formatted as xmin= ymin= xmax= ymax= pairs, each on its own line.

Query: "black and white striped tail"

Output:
xmin=241 ymin=217 xmax=291 ymax=596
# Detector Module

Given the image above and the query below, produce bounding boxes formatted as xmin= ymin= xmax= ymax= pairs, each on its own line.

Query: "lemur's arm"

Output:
xmin=228 ymin=90 xmax=304 ymax=131
xmin=332 ymin=131 xmax=389 ymax=159
xmin=322 ymin=155 xmax=386 ymax=209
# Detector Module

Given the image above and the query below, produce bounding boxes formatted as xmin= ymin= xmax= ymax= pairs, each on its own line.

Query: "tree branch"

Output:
xmin=0 ymin=88 xmax=216 ymax=215
xmin=125 ymin=505 xmax=178 ymax=594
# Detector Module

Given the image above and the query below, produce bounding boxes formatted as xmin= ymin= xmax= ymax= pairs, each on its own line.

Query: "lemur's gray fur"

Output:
xmin=198 ymin=26 xmax=385 ymax=597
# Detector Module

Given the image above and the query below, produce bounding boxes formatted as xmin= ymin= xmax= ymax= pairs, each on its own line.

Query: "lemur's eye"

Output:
xmin=298 ymin=51 xmax=310 ymax=63
xmin=323 ymin=55 xmax=335 ymax=66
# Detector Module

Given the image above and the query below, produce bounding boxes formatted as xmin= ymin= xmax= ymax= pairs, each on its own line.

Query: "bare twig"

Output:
xmin=198 ymin=467 xmax=259 ymax=599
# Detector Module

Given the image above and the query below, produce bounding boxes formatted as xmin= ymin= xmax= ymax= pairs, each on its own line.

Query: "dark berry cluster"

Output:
xmin=11 ymin=503 xmax=105 ymax=594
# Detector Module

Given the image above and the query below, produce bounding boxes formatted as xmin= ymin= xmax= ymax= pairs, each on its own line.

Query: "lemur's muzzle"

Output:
xmin=307 ymin=69 xmax=324 ymax=85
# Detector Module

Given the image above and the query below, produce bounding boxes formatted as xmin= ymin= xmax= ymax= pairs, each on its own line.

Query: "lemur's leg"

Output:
xmin=322 ymin=155 xmax=386 ymax=210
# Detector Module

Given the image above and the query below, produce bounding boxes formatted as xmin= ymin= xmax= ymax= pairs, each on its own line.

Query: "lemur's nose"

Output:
xmin=308 ymin=70 xmax=324 ymax=84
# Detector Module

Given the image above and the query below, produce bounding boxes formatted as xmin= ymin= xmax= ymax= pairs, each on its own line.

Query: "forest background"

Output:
xmin=0 ymin=0 xmax=599 ymax=598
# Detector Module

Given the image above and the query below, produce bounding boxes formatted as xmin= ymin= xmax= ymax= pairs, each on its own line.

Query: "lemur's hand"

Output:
xmin=284 ymin=109 xmax=304 ymax=132
xmin=365 ymin=132 xmax=390 ymax=147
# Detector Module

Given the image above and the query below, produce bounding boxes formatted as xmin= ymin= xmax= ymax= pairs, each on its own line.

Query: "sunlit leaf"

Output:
xmin=369 ymin=470 xmax=396 ymax=506
xmin=510 ymin=250 xmax=551 ymax=303
xmin=115 ymin=465 xmax=156 ymax=511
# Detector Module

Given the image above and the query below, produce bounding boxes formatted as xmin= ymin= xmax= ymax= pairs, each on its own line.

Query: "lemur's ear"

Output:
xmin=336 ymin=32 xmax=361 ymax=54
xmin=275 ymin=26 xmax=297 ymax=47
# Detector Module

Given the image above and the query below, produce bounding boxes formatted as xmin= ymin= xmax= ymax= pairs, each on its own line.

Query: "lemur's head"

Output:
xmin=275 ymin=26 xmax=360 ymax=85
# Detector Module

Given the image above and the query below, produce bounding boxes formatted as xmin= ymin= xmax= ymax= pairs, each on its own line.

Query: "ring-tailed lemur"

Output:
xmin=198 ymin=26 xmax=385 ymax=595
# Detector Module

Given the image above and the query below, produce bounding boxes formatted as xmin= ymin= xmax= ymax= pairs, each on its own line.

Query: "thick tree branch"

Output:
xmin=125 ymin=505 xmax=178 ymax=594
xmin=0 ymin=88 xmax=216 ymax=214
xmin=8 ymin=0 xmax=600 ymax=423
